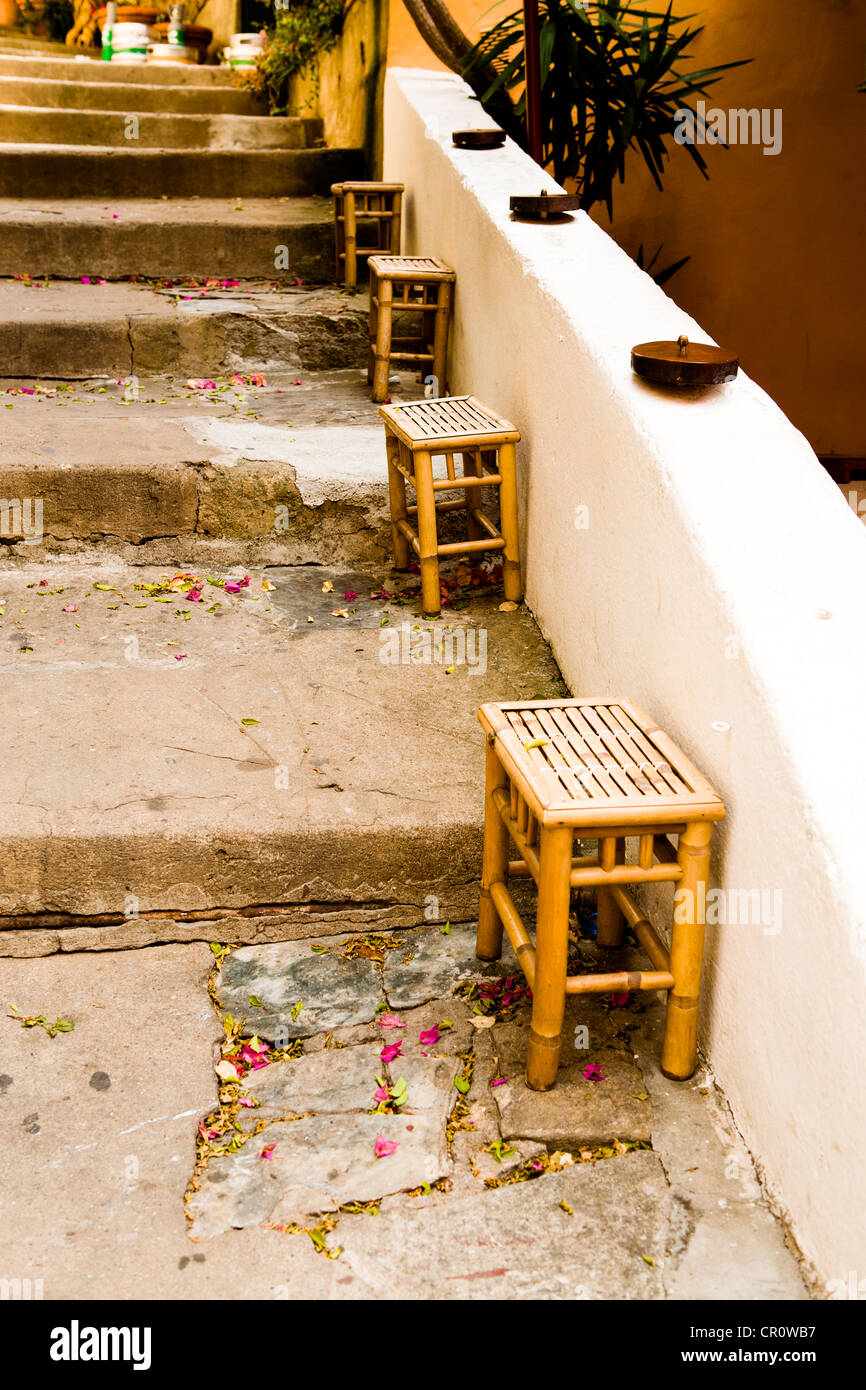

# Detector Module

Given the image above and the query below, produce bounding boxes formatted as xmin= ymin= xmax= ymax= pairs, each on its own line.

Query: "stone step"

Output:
xmin=0 ymin=366 xmax=421 ymax=568
xmin=0 ymin=52 xmax=234 ymax=83
xmin=0 ymin=559 xmax=559 ymax=952
xmin=0 ymin=197 xmax=339 ymax=280
xmin=0 ymin=280 xmax=368 ymax=378
xmin=0 ymin=103 xmax=321 ymax=150
xmin=0 ymin=30 xmax=99 ymax=58
xmin=1 ymin=73 xmax=268 ymax=114
xmin=0 ymin=143 xmax=364 ymax=198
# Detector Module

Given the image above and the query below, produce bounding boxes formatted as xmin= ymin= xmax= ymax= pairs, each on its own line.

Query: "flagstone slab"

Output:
xmin=336 ymin=1151 xmax=668 ymax=1299
xmin=383 ymin=924 xmax=498 ymax=1009
xmin=216 ymin=938 xmax=384 ymax=1041
xmin=189 ymin=1102 xmax=453 ymax=1236
xmin=490 ymin=1024 xmax=653 ymax=1148
xmin=243 ymin=1041 xmax=384 ymax=1117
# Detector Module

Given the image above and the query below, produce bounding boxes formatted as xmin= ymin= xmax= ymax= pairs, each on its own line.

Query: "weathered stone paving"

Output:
xmin=189 ymin=926 xmax=655 ymax=1244
xmin=174 ymin=921 xmax=809 ymax=1298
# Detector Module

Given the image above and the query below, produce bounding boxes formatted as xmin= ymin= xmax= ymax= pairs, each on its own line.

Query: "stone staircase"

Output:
xmin=0 ymin=43 xmax=560 ymax=959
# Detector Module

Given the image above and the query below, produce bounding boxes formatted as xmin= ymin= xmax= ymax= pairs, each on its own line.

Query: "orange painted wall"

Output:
xmin=387 ymin=0 xmax=866 ymax=456
xmin=388 ymin=0 xmax=493 ymax=69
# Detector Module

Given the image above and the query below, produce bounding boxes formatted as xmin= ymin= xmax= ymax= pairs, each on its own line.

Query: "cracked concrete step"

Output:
xmin=0 ymin=281 xmax=369 ymax=379
xmin=0 ymin=105 xmax=323 ymax=150
xmin=0 ymin=144 xmax=364 ymax=198
xmin=1 ymin=74 xmax=269 ymax=115
xmin=0 ymin=197 xmax=339 ymax=280
xmin=0 ymin=561 xmax=562 ymax=951
xmin=0 ymin=368 xmax=410 ymax=566
xmin=0 ymin=52 xmax=239 ymax=83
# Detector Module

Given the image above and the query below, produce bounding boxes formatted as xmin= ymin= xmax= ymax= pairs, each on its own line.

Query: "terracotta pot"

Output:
xmin=93 ymin=6 xmax=163 ymax=32
xmin=150 ymin=21 xmax=212 ymax=63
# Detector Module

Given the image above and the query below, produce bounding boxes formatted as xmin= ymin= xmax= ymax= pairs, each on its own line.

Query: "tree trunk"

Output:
xmin=400 ymin=0 xmax=521 ymax=140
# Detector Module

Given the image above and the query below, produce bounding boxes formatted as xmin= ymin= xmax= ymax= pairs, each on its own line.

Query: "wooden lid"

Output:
xmin=632 ymin=335 xmax=739 ymax=387
xmin=509 ymin=190 xmax=581 ymax=221
xmin=452 ymin=129 xmax=506 ymax=149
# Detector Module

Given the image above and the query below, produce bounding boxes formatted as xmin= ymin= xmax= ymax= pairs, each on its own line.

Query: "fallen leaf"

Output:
xmin=240 ymin=717 xmax=259 ymax=726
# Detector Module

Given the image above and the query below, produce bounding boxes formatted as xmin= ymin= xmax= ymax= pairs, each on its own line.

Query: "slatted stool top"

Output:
xmin=479 ymin=699 xmax=725 ymax=828
xmin=367 ymin=254 xmax=456 ymax=281
xmin=331 ymin=181 xmax=405 ymax=194
xmin=380 ymin=396 xmax=520 ymax=450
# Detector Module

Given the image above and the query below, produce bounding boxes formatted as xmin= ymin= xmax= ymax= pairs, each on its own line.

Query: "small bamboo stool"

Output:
xmin=366 ymin=255 xmax=455 ymax=404
xmin=379 ymin=396 xmax=523 ymax=617
xmin=331 ymin=181 xmax=404 ymax=288
xmin=476 ymin=699 xmax=725 ymax=1089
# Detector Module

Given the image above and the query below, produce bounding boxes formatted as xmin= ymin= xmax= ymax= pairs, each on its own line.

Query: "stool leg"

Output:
xmin=372 ymin=276 xmax=393 ymax=403
xmin=344 ymin=191 xmax=357 ymax=289
xmin=367 ymin=262 xmax=378 ymax=385
xmin=596 ymin=837 xmax=625 ymax=946
xmin=391 ymin=191 xmax=403 ymax=254
xmin=497 ymin=441 xmax=523 ymax=602
xmin=662 ymin=820 xmax=713 ymax=1080
xmin=526 ymin=825 xmax=573 ymax=1091
xmin=413 ymin=449 xmax=441 ymax=616
xmin=431 ymin=281 xmax=452 ymax=398
xmin=386 ymin=434 xmax=411 ymax=570
xmin=477 ymin=740 xmax=508 ymax=960
xmin=334 ymin=194 xmax=344 ymax=282
xmin=462 ymin=451 xmax=483 ymax=541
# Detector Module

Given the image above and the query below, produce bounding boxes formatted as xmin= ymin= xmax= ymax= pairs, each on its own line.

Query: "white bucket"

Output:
xmin=147 ymin=42 xmax=197 ymax=64
xmin=231 ymin=31 xmax=267 ymax=50
xmin=111 ymin=21 xmax=152 ymax=61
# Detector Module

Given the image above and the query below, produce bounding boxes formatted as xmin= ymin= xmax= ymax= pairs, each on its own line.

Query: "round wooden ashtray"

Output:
xmin=509 ymin=190 xmax=581 ymax=222
xmin=452 ymin=129 xmax=506 ymax=150
xmin=631 ymin=335 xmax=739 ymax=387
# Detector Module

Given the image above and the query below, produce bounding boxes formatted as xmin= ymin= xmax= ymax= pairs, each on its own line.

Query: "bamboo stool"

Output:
xmin=331 ymin=181 xmax=404 ymax=288
xmin=366 ymin=255 xmax=456 ymax=404
xmin=379 ymin=395 xmax=523 ymax=617
xmin=476 ymin=699 xmax=725 ymax=1089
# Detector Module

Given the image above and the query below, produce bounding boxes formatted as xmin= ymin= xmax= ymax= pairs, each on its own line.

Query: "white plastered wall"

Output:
xmin=384 ymin=67 xmax=866 ymax=1286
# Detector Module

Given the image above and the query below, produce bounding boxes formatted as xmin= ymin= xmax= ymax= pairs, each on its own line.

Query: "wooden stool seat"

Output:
xmin=367 ymin=254 xmax=456 ymax=404
xmin=380 ymin=396 xmax=523 ymax=617
xmin=332 ymin=181 xmax=404 ymax=288
xmin=476 ymin=698 xmax=725 ymax=1089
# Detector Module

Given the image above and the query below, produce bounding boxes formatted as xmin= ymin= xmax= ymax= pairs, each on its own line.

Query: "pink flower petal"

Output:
xmin=174 ymin=653 xmax=188 ymax=661
xmin=260 ymin=1143 xmax=276 ymax=1160
xmin=582 ymin=1063 xmax=605 ymax=1082
xmin=419 ymin=1027 xmax=440 ymax=1046
xmin=373 ymin=1085 xmax=390 ymax=1103
xmin=344 ymin=590 xmax=358 ymax=602
xmin=609 ymin=991 xmax=630 ymax=1007
xmin=490 ymin=1077 xmax=508 ymax=1087
xmin=61 ymin=604 xmax=78 ymax=613
xmin=378 ymin=1014 xmax=405 ymax=1029
xmin=374 ymin=1135 xmax=398 ymax=1158
xmin=380 ymin=1042 xmax=402 ymax=1064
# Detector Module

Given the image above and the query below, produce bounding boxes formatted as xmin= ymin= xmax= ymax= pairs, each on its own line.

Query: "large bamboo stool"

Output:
xmin=379 ymin=396 xmax=523 ymax=617
xmin=331 ymin=181 xmax=404 ymax=288
xmin=366 ymin=255 xmax=455 ymax=404
xmin=476 ymin=699 xmax=725 ymax=1089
